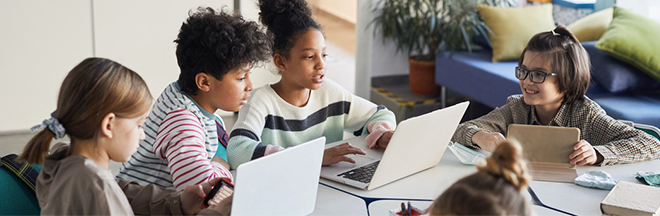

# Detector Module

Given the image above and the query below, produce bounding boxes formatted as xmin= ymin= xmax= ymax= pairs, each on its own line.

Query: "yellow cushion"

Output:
xmin=477 ymin=4 xmax=555 ymax=62
xmin=568 ymin=8 xmax=613 ymax=42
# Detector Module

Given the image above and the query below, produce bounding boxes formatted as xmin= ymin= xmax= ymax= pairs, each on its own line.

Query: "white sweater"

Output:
xmin=227 ymin=79 xmax=396 ymax=169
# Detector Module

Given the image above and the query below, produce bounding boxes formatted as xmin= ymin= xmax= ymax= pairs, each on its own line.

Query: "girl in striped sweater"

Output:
xmin=227 ymin=0 xmax=397 ymax=169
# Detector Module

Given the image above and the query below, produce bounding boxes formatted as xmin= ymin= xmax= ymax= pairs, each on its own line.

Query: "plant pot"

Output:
xmin=408 ymin=58 xmax=440 ymax=96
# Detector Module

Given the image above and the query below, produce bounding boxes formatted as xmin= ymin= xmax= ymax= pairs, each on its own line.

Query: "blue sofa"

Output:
xmin=435 ymin=41 xmax=660 ymax=127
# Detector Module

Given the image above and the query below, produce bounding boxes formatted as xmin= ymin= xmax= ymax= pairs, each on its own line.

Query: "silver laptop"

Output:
xmin=232 ymin=137 xmax=325 ymax=215
xmin=320 ymin=101 xmax=469 ymax=190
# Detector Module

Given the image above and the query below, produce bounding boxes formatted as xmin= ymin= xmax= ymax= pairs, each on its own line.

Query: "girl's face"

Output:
xmin=107 ymin=111 xmax=149 ymax=162
xmin=280 ymin=29 xmax=327 ymax=90
xmin=519 ymin=51 xmax=565 ymax=111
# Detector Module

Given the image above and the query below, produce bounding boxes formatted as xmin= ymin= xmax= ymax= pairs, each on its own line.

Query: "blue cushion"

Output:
xmin=592 ymin=94 xmax=660 ymax=127
xmin=436 ymin=50 xmax=520 ymax=108
xmin=584 ymin=41 xmax=660 ymax=93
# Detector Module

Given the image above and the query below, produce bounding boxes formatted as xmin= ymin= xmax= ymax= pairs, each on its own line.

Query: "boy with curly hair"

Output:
xmin=116 ymin=7 xmax=271 ymax=190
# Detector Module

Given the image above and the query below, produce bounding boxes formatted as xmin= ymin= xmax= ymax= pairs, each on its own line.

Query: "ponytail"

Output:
xmin=19 ymin=129 xmax=55 ymax=164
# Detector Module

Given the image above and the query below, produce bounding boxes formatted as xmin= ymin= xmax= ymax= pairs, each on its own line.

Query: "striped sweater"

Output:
xmin=227 ymin=79 xmax=396 ymax=169
xmin=116 ymin=82 xmax=232 ymax=190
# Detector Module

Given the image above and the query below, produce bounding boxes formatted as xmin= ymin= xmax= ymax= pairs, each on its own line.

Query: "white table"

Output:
xmin=529 ymin=159 xmax=660 ymax=216
xmin=311 ymin=184 xmax=368 ymax=215
xmin=315 ymin=136 xmax=660 ymax=216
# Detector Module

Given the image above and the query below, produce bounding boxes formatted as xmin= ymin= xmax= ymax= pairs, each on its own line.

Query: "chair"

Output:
xmin=0 ymin=154 xmax=41 ymax=215
xmin=619 ymin=120 xmax=660 ymax=140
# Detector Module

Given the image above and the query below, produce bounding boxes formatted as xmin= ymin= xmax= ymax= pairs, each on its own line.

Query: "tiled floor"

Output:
xmin=0 ymin=11 xmax=356 ymax=176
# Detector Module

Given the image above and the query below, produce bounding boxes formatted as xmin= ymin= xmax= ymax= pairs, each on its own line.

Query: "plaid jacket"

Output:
xmin=452 ymin=95 xmax=660 ymax=166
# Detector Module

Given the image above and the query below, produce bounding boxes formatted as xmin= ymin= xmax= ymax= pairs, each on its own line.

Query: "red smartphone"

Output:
xmin=203 ymin=178 xmax=234 ymax=207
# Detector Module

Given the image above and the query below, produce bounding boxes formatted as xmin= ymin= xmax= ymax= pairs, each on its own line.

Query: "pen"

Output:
xmin=407 ymin=201 xmax=411 ymax=216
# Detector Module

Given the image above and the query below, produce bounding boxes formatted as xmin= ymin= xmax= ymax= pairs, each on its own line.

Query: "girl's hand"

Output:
xmin=322 ymin=143 xmax=366 ymax=165
xmin=569 ymin=140 xmax=601 ymax=166
xmin=472 ymin=131 xmax=506 ymax=152
xmin=376 ymin=131 xmax=394 ymax=148
xmin=209 ymin=194 xmax=233 ymax=215
xmin=180 ymin=178 xmax=219 ymax=215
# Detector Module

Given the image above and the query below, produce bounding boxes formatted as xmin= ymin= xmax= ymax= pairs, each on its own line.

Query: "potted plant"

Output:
xmin=372 ymin=0 xmax=514 ymax=95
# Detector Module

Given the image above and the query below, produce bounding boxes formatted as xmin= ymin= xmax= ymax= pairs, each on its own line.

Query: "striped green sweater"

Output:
xmin=227 ymin=79 xmax=396 ymax=169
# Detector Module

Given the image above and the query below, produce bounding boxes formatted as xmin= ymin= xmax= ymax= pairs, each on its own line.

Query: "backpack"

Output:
xmin=0 ymin=154 xmax=41 ymax=215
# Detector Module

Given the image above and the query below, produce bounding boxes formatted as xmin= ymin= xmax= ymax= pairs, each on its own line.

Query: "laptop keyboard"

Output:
xmin=337 ymin=161 xmax=380 ymax=184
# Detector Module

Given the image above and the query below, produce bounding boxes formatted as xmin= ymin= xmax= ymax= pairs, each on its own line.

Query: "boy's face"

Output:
xmin=519 ymin=51 xmax=565 ymax=112
xmin=280 ymin=30 xmax=327 ymax=90
xmin=208 ymin=67 xmax=253 ymax=112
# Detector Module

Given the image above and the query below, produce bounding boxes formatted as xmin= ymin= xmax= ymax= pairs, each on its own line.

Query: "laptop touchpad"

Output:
xmin=332 ymin=155 xmax=379 ymax=168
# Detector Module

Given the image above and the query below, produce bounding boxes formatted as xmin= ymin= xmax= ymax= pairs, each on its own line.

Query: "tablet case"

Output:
xmin=506 ymin=124 xmax=580 ymax=183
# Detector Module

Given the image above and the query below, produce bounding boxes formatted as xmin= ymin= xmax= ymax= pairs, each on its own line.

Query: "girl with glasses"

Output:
xmin=451 ymin=26 xmax=660 ymax=166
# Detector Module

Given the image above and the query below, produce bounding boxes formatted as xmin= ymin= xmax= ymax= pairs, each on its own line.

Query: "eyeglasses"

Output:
xmin=515 ymin=66 xmax=557 ymax=84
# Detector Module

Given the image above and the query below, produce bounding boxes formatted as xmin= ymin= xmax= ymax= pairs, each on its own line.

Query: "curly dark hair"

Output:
xmin=258 ymin=0 xmax=321 ymax=58
xmin=175 ymin=7 xmax=272 ymax=95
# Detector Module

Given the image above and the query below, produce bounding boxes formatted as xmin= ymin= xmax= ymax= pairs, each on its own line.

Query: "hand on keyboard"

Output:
xmin=322 ymin=143 xmax=366 ymax=165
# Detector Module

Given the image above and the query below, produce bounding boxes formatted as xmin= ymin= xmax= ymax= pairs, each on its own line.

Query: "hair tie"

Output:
xmin=551 ymin=30 xmax=560 ymax=36
xmin=31 ymin=112 xmax=66 ymax=139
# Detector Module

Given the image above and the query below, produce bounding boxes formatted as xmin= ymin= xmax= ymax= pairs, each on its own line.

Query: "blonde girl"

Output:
xmin=20 ymin=58 xmax=229 ymax=215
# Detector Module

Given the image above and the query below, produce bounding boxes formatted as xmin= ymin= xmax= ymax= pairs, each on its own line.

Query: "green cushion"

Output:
xmin=0 ymin=164 xmax=41 ymax=215
xmin=596 ymin=6 xmax=660 ymax=82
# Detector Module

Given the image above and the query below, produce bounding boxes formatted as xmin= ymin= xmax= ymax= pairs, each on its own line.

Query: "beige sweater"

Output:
xmin=37 ymin=143 xmax=224 ymax=215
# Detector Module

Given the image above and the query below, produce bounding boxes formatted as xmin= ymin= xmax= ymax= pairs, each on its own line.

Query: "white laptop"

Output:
xmin=232 ymin=137 xmax=325 ymax=216
xmin=320 ymin=101 xmax=469 ymax=190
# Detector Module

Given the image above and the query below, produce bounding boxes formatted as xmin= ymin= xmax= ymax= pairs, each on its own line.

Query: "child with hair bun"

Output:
xmin=452 ymin=25 xmax=660 ymax=166
xmin=227 ymin=0 xmax=397 ymax=168
xmin=431 ymin=140 xmax=532 ymax=216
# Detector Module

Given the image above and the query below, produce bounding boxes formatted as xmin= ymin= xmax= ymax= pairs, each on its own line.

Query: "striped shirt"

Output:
xmin=452 ymin=95 xmax=660 ymax=166
xmin=116 ymin=82 xmax=232 ymax=190
xmin=227 ymin=79 xmax=396 ymax=169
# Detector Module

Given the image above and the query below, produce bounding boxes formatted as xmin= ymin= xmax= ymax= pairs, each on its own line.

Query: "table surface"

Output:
xmin=311 ymin=136 xmax=660 ymax=215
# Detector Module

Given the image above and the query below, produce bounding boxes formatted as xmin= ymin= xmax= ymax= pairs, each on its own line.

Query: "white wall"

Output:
xmin=355 ymin=0 xmax=408 ymax=99
xmin=0 ymin=0 xmax=94 ymax=132
xmin=617 ymin=0 xmax=660 ymax=22
xmin=0 ymin=0 xmax=235 ymax=132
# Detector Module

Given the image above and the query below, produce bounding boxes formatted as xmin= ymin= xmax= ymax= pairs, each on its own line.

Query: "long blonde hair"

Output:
xmin=19 ymin=58 xmax=153 ymax=164
xmin=431 ymin=141 xmax=532 ymax=216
